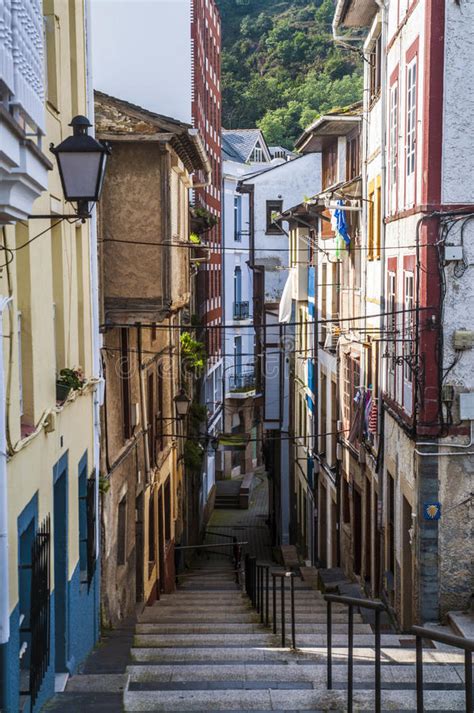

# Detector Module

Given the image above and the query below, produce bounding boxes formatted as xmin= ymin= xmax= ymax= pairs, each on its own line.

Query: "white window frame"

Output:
xmin=406 ymin=57 xmax=417 ymax=204
xmin=389 ymin=81 xmax=398 ymax=212
xmin=387 ymin=272 xmax=397 ymax=394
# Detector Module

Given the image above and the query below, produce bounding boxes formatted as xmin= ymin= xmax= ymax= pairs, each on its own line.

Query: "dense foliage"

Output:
xmin=216 ymin=0 xmax=363 ymax=148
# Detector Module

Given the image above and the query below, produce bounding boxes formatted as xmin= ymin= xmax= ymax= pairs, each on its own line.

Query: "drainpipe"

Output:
xmin=85 ymin=0 xmax=103 ymax=566
xmin=0 ymin=295 xmax=13 ymax=708
xmin=375 ymin=0 xmax=388 ymax=600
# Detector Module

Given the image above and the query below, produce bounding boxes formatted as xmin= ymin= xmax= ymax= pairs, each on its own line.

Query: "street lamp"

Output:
xmin=174 ymin=389 xmax=191 ymax=419
xmin=50 ymin=116 xmax=110 ymax=219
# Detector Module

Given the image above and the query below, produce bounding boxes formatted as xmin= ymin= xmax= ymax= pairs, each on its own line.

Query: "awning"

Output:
xmin=279 ymin=268 xmax=295 ymax=323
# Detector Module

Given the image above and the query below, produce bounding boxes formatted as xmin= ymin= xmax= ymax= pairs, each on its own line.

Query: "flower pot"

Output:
xmin=56 ymin=382 xmax=71 ymax=403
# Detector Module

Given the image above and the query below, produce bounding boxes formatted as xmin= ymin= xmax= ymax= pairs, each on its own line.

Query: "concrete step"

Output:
xmin=130 ymin=645 xmax=467 ymax=665
xmin=126 ymin=662 xmax=465 ymax=685
xmin=137 ymin=610 xmax=363 ymax=625
xmin=132 ymin=633 xmax=410 ymax=649
xmin=123 ymin=686 xmax=467 ymax=710
xmin=135 ymin=622 xmax=373 ymax=635
xmin=134 ymin=634 xmax=277 ymax=648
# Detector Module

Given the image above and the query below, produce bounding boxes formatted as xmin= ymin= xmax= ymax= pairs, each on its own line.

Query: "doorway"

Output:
xmin=365 ymin=479 xmax=372 ymax=584
xmin=53 ymin=459 xmax=68 ymax=672
xmin=135 ymin=493 xmax=144 ymax=602
xmin=319 ymin=482 xmax=327 ymax=567
xmin=158 ymin=488 xmax=165 ymax=593
xmin=353 ymin=487 xmax=362 ymax=576
xmin=401 ymin=496 xmax=414 ymax=630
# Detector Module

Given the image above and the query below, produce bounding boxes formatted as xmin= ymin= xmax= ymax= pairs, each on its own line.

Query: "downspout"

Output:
xmin=85 ymin=0 xmax=103 ymax=570
xmin=375 ymin=0 xmax=388 ymax=599
xmin=0 ymin=295 xmax=13 ymax=708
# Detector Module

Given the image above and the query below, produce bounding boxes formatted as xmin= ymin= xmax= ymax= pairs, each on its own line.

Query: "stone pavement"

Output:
xmin=207 ymin=473 xmax=272 ymax=561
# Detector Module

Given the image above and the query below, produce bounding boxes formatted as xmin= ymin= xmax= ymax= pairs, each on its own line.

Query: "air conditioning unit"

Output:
xmin=337 ymin=420 xmax=343 ymax=432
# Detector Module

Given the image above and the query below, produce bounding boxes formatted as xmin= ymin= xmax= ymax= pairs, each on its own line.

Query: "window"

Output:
xmin=157 ymin=363 xmax=164 ymax=452
xmin=250 ymin=142 xmax=264 ymax=162
xmin=346 ymin=132 xmax=360 ymax=181
xmin=120 ymin=329 xmax=132 ymax=440
xmin=343 ymin=356 xmax=360 ymax=426
xmin=233 ymin=195 xmax=242 ymax=241
xmin=389 ymin=82 xmax=398 ymax=208
xmin=369 ymin=34 xmax=382 ymax=102
xmin=403 ymin=271 xmax=414 ymax=412
xmin=234 ymin=266 xmax=242 ymax=304
xmin=406 ymin=58 xmax=417 ymax=178
xmin=266 ymin=200 xmax=283 ymax=234
xmin=117 ymin=495 xmax=127 ymax=566
xmin=375 ymin=182 xmax=381 ymax=260
xmin=147 ymin=372 xmax=156 ymax=466
xmin=148 ymin=492 xmax=155 ymax=567
xmin=387 ymin=267 xmax=397 ymax=393
xmin=234 ymin=336 xmax=242 ymax=377
xmin=322 ymin=141 xmax=338 ymax=189
xmin=368 ymin=183 xmax=375 ymax=259
xmin=320 ymin=263 xmax=327 ymax=344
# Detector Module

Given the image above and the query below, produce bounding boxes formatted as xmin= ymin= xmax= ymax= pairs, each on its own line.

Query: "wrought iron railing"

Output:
xmin=244 ymin=556 xmax=297 ymax=649
xmin=229 ymin=372 xmax=255 ymax=392
xmin=324 ymin=593 xmax=386 ymax=713
xmin=412 ymin=625 xmax=473 ymax=712
xmin=20 ymin=516 xmax=51 ymax=707
xmin=233 ymin=301 xmax=250 ymax=320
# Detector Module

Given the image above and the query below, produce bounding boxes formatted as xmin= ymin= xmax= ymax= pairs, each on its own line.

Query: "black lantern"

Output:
xmin=174 ymin=389 xmax=191 ymax=418
xmin=50 ymin=116 xmax=110 ymax=218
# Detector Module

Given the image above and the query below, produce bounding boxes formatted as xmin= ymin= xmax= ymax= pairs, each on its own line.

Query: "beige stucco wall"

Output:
xmin=1 ymin=0 xmax=96 ymax=611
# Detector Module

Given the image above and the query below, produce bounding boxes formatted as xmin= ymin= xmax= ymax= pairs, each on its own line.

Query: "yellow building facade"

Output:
xmin=0 ymin=2 xmax=100 ymax=711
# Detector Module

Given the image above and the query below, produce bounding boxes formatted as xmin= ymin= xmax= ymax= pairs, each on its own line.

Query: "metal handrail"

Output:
xmin=175 ymin=541 xmax=248 ymax=550
xmin=412 ymin=625 xmax=473 ymax=712
xmin=324 ymin=593 xmax=386 ymax=713
xmin=244 ymin=560 xmax=296 ymax=650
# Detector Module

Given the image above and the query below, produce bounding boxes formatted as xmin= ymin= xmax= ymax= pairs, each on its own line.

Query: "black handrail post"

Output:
xmin=265 ymin=566 xmax=269 ymax=627
xmin=375 ymin=607 xmax=381 ymax=713
xmin=245 ymin=554 xmax=249 ymax=597
xmin=327 ymin=599 xmax=332 ymax=689
xmin=290 ymin=573 xmax=296 ymax=650
xmin=255 ymin=564 xmax=260 ymax=612
xmin=348 ymin=605 xmax=353 ymax=713
xmin=253 ymin=558 xmax=257 ymax=608
xmin=260 ymin=567 xmax=264 ymax=624
xmin=415 ymin=634 xmax=423 ymax=713
xmin=281 ymin=576 xmax=286 ymax=648
xmin=272 ymin=573 xmax=277 ymax=634
xmin=465 ymin=649 xmax=472 ymax=713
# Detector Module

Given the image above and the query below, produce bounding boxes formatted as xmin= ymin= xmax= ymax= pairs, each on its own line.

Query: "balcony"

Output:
xmin=228 ymin=372 xmax=256 ymax=398
xmin=233 ymin=301 xmax=250 ymax=320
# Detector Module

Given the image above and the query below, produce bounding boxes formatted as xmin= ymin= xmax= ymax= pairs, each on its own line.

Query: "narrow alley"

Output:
xmin=46 ymin=476 xmax=470 ymax=712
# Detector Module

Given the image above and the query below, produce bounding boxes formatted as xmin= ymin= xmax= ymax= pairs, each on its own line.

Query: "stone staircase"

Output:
xmin=214 ymin=479 xmax=242 ymax=509
xmin=123 ymin=560 xmax=468 ymax=711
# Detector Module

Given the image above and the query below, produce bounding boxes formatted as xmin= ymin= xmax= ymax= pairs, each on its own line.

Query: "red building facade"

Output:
xmin=192 ymin=0 xmax=222 ymax=360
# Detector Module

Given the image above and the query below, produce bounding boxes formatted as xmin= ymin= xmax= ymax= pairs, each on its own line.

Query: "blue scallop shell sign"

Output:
xmin=423 ymin=502 xmax=441 ymax=521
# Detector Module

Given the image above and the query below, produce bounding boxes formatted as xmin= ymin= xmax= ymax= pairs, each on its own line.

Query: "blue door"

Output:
xmin=53 ymin=457 xmax=68 ymax=672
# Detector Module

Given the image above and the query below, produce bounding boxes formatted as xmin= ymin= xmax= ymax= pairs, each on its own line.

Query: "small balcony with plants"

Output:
xmin=227 ymin=371 xmax=256 ymax=399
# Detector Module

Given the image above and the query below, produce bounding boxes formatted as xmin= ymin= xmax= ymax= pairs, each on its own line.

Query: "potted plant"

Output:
xmin=189 ymin=231 xmax=210 ymax=262
xmin=56 ymin=367 xmax=85 ymax=403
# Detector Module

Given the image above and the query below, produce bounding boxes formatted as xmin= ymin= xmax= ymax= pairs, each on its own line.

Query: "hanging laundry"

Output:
xmin=334 ymin=199 xmax=351 ymax=247
xmin=369 ymin=398 xmax=378 ymax=433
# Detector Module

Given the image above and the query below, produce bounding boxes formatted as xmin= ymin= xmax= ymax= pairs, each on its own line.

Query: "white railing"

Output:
xmin=10 ymin=0 xmax=45 ymax=131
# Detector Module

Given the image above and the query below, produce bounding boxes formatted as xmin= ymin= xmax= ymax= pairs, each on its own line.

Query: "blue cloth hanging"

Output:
xmin=334 ymin=199 xmax=351 ymax=247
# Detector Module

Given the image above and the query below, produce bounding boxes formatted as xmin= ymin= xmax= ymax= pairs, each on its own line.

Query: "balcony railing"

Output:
xmin=229 ymin=372 xmax=255 ymax=393
xmin=233 ymin=301 xmax=250 ymax=320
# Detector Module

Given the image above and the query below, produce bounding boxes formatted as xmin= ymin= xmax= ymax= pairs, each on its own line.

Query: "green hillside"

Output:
xmin=216 ymin=0 xmax=363 ymax=148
